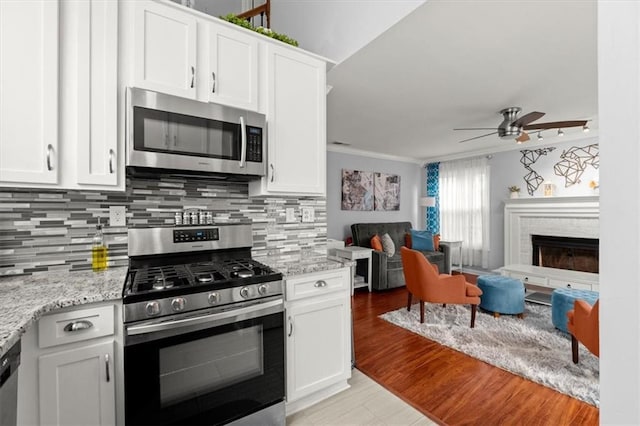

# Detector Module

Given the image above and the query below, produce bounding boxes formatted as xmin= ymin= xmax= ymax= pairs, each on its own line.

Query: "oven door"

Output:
xmin=124 ymin=298 xmax=284 ymax=426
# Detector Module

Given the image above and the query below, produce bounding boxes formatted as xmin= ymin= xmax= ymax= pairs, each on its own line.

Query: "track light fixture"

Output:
xmin=537 ymin=132 xmax=543 ymax=141
xmin=557 ymin=128 xmax=564 ymax=137
xmin=583 ymin=124 xmax=590 ymax=132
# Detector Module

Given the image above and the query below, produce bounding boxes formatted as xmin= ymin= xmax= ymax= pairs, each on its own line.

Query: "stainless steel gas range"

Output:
xmin=122 ymin=224 xmax=285 ymax=426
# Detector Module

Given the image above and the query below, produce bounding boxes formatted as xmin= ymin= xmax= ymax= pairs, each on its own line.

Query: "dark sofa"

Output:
xmin=351 ymin=221 xmax=450 ymax=291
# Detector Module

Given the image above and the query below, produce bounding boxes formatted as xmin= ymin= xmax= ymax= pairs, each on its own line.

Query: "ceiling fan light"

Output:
xmin=557 ymin=128 xmax=564 ymax=137
xmin=583 ymin=124 xmax=590 ymax=132
xmin=537 ymin=132 xmax=543 ymax=141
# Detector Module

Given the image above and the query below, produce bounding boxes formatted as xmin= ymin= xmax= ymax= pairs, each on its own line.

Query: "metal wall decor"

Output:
xmin=553 ymin=144 xmax=599 ymax=187
xmin=374 ymin=172 xmax=401 ymax=211
xmin=519 ymin=147 xmax=556 ymax=195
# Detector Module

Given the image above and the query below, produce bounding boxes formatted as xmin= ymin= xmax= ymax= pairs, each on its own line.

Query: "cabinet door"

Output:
xmin=261 ymin=45 xmax=326 ymax=195
xmin=286 ymin=293 xmax=350 ymax=402
xmin=39 ymin=340 xmax=115 ymax=426
xmin=209 ymin=22 xmax=259 ymax=111
xmin=0 ymin=0 xmax=59 ymax=185
xmin=134 ymin=1 xmax=197 ymax=99
xmin=76 ymin=0 xmax=118 ymax=186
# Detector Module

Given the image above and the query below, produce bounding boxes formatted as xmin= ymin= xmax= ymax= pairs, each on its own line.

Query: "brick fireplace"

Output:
xmin=504 ymin=196 xmax=600 ymax=268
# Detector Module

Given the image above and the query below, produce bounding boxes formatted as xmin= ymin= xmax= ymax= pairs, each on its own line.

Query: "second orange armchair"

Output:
xmin=400 ymin=247 xmax=483 ymax=328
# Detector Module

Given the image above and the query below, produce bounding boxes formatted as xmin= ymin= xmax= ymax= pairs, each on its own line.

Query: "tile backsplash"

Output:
xmin=0 ymin=174 xmax=326 ymax=276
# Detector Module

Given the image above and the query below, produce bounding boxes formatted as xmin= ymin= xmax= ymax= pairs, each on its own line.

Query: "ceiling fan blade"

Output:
xmin=511 ymin=111 xmax=545 ymax=127
xmin=523 ymin=120 xmax=588 ymax=131
xmin=453 ymin=127 xmax=499 ymax=131
xmin=515 ymin=132 xmax=530 ymax=143
xmin=458 ymin=131 xmax=499 ymax=143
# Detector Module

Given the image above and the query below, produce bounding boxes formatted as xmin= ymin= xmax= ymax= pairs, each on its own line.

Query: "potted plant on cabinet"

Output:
xmin=508 ymin=185 xmax=521 ymax=199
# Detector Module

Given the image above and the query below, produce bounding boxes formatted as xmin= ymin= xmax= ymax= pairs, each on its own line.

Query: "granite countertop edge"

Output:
xmin=0 ymin=255 xmax=351 ymax=358
xmin=0 ymin=267 xmax=126 ymax=358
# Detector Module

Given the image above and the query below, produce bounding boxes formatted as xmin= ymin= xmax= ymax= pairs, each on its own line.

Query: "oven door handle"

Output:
xmin=126 ymin=298 xmax=283 ymax=338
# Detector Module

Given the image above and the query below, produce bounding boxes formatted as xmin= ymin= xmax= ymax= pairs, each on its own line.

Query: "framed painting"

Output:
xmin=341 ymin=169 xmax=373 ymax=211
xmin=374 ymin=172 xmax=401 ymax=211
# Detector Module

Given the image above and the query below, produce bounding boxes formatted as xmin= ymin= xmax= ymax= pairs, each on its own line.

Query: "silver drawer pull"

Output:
xmin=105 ymin=354 xmax=110 ymax=382
xmin=46 ymin=144 xmax=54 ymax=171
xmin=314 ymin=280 xmax=327 ymax=288
xmin=288 ymin=316 xmax=293 ymax=337
xmin=63 ymin=320 xmax=94 ymax=332
xmin=108 ymin=149 xmax=115 ymax=174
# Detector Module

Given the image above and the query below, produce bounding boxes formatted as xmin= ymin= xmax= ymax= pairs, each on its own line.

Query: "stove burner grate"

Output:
xmin=132 ymin=265 xmax=192 ymax=292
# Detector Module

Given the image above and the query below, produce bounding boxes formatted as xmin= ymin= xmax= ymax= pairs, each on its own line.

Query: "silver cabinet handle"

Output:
xmin=108 ymin=149 xmax=115 ymax=174
xmin=105 ymin=354 xmax=110 ymax=382
xmin=190 ymin=66 xmax=195 ymax=88
xmin=212 ymin=71 xmax=216 ymax=93
xmin=288 ymin=316 xmax=293 ymax=337
xmin=46 ymin=144 xmax=54 ymax=171
xmin=239 ymin=116 xmax=246 ymax=168
xmin=63 ymin=320 xmax=94 ymax=332
xmin=314 ymin=280 xmax=328 ymax=288
xmin=270 ymin=164 xmax=274 ymax=182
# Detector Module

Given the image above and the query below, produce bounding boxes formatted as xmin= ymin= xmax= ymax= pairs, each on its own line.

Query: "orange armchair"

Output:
xmin=567 ymin=299 xmax=599 ymax=363
xmin=400 ymin=247 xmax=483 ymax=328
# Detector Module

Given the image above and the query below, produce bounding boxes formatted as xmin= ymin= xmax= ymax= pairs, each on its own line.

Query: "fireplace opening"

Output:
xmin=531 ymin=235 xmax=599 ymax=273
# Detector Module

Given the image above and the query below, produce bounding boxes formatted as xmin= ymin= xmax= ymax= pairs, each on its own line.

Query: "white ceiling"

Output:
xmin=276 ymin=0 xmax=598 ymax=163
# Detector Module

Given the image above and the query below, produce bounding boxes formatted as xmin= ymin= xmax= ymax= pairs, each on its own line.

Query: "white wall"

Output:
xmin=598 ymin=1 xmax=640 ymax=423
xmin=270 ymin=0 xmax=425 ymax=63
xmin=326 ymin=150 xmax=422 ymax=240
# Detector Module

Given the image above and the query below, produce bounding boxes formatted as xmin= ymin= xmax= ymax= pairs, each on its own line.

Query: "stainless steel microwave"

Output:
xmin=126 ymin=88 xmax=266 ymax=177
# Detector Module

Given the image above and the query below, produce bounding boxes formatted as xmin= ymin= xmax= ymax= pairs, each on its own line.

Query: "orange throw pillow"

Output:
xmin=434 ymin=234 xmax=440 ymax=251
xmin=405 ymin=232 xmax=412 ymax=248
xmin=370 ymin=235 xmax=383 ymax=251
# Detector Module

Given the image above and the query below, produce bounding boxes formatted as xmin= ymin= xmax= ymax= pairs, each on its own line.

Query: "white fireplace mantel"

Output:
xmin=503 ymin=196 xmax=599 ymax=266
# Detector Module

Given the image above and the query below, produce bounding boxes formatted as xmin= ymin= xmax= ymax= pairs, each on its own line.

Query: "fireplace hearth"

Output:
xmin=531 ymin=235 xmax=599 ymax=273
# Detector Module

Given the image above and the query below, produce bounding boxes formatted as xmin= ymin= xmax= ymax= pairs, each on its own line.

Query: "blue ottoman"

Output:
xmin=551 ymin=288 xmax=599 ymax=333
xmin=477 ymin=275 xmax=525 ymax=317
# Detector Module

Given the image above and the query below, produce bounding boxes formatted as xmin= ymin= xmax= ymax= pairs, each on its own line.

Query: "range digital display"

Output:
xmin=173 ymin=228 xmax=219 ymax=243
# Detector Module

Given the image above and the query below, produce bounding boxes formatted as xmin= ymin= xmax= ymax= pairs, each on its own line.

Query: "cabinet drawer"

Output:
xmin=39 ymin=304 xmax=114 ymax=349
xmin=548 ymin=279 xmax=592 ymax=291
xmin=286 ymin=269 xmax=349 ymax=301
xmin=508 ymin=272 xmax=548 ymax=287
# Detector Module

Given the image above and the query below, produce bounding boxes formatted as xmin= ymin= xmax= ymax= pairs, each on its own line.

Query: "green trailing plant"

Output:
xmin=220 ymin=14 xmax=299 ymax=47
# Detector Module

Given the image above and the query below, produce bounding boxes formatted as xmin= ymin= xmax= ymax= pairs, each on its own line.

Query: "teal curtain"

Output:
xmin=426 ymin=162 xmax=439 ymax=234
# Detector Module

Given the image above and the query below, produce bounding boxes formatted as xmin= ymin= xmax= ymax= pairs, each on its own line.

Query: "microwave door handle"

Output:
xmin=239 ymin=116 xmax=247 ymax=168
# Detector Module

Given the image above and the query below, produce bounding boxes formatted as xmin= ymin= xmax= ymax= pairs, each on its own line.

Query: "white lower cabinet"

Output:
xmin=17 ymin=301 xmax=122 ymax=426
xmin=285 ymin=268 xmax=351 ymax=414
xmin=39 ymin=341 xmax=115 ymax=425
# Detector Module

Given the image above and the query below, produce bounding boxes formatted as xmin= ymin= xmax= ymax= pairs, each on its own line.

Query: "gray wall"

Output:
xmin=326 ymin=150 xmax=422 ymax=240
xmin=487 ymin=135 xmax=599 ymax=269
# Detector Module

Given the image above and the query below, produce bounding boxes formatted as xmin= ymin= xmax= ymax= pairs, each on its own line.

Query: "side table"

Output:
xmin=335 ymin=246 xmax=373 ymax=294
xmin=440 ymin=240 xmax=463 ymax=273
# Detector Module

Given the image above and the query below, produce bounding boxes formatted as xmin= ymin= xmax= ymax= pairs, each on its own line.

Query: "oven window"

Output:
xmin=159 ymin=325 xmax=264 ymax=406
xmin=133 ymin=106 xmax=240 ymax=160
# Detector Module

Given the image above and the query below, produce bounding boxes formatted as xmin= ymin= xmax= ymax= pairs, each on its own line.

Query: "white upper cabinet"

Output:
xmin=75 ymin=0 xmax=119 ymax=187
xmin=208 ymin=22 xmax=259 ymax=111
xmin=133 ymin=1 xmax=197 ymax=99
xmin=250 ymin=43 xmax=327 ymax=197
xmin=0 ymin=0 xmax=59 ymax=185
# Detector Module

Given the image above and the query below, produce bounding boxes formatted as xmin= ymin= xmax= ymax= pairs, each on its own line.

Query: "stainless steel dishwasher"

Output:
xmin=0 ymin=340 xmax=20 ymax=426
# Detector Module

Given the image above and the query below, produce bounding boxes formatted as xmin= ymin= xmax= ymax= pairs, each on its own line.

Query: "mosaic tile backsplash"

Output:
xmin=0 ymin=174 xmax=327 ymax=276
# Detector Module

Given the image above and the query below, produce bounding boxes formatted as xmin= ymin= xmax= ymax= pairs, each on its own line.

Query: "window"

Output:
xmin=439 ymin=157 xmax=490 ymax=268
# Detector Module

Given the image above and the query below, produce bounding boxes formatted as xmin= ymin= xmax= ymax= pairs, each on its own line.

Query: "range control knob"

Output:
xmin=258 ymin=284 xmax=269 ymax=295
xmin=240 ymin=287 xmax=250 ymax=299
xmin=208 ymin=292 xmax=219 ymax=305
xmin=171 ymin=297 xmax=186 ymax=312
xmin=145 ymin=301 xmax=160 ymax=316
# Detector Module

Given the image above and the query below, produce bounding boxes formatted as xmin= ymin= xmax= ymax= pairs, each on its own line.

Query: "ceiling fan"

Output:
xmin=455 ymin=107 xmax=588 ymax=143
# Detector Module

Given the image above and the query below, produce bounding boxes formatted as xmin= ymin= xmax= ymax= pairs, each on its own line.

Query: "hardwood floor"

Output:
xmin=352 ymin=286 xmax=599 ymax=425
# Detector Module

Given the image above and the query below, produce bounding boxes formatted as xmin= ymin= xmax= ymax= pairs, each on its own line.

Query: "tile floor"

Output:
xmin=286 ymin=369 xmax=437 ymax=425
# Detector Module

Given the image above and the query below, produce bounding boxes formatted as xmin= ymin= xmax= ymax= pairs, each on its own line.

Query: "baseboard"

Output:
xmin=285 ymin=380 xmax=351 ymax=416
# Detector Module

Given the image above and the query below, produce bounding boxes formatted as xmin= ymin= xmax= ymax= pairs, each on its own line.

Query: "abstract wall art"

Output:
xmin=374 ymin=172 xmax=401 ymax=211
xmin=341 ymin=169 xmax=374 ymax=211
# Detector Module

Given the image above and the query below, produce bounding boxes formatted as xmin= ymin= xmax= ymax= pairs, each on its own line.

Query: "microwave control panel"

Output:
xmin=246 ymin=126 xmax=262 ymax=162
xmin=174 ymin=228 xmax=219 ymax=243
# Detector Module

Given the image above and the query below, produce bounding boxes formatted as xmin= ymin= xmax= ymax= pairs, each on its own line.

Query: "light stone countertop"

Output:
xmin=0 ymin=267 xmax=126 ymax=358
xmin=0 ymin=255 xmax=351 ymax=358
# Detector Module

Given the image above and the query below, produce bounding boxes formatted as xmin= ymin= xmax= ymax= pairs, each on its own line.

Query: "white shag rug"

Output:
xmin=379 ymin=302 xmax=599 ymax=407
